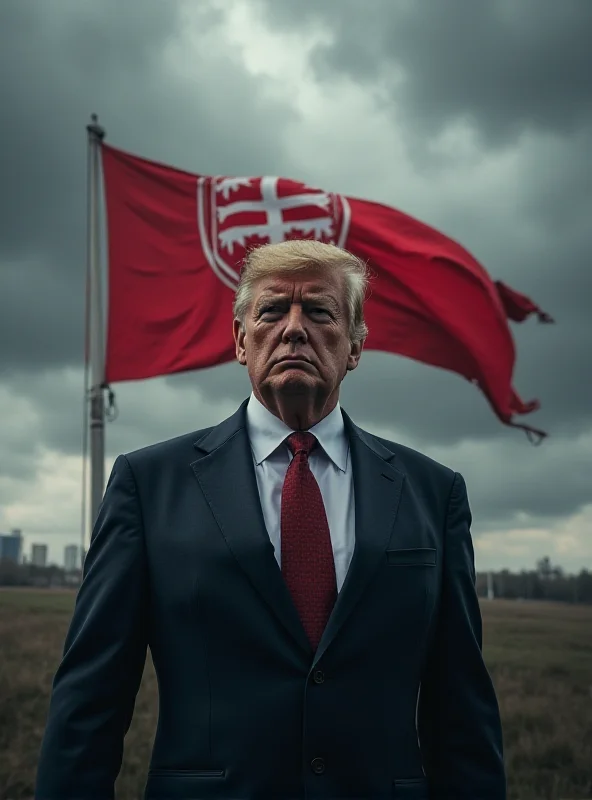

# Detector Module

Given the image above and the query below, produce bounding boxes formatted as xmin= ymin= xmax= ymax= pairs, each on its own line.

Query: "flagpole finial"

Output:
xmin=87 ymin=113 xmax=105 ymax=141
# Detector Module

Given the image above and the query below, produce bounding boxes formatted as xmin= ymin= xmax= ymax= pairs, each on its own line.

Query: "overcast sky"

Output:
xmin=1 ymin=0 xmax=591 ymax=571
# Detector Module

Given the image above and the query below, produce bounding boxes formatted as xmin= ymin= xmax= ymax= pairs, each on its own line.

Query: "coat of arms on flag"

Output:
xmin=196 ymin=176 xmax=351 ymax=290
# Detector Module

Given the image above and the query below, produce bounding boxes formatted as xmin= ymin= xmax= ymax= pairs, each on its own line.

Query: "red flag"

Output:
xmin=101 ymin=143 xmax=552 ymax=439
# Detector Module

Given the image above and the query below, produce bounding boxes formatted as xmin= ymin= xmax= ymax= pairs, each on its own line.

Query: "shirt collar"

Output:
xmin=246 ymin=392 xmax=349 ymax=472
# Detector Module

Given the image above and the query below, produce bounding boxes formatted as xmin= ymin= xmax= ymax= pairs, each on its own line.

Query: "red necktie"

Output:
xmin=281 ymin=432 xmax=337 ymax=651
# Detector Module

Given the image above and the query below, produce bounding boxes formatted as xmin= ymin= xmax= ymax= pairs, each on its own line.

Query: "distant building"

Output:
xmin=0 ymin=529 xmax=23 ymax=563
xmin=64 ymin=544 xmax=81 ymax=571
xmin=31 ymin=543 xmax=48 ymax=567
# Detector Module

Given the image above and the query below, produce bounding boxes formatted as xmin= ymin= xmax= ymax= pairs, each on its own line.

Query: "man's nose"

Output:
xmin=282 ymin=304 xmax=308 ymax=342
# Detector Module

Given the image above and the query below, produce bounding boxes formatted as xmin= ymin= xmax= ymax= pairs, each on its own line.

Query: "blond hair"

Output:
xmin=233 ymin=240 xmax=369 ymax=343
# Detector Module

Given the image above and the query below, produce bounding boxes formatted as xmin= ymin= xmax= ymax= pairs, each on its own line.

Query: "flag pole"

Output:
xmin=487 ymin=571 xmax=495 ymax=600
xmin=86 ymin=114 xmax=106 ymax=544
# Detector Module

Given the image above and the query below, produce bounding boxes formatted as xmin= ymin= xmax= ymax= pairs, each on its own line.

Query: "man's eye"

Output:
xmin=260 ymin=305 xmax=282 ymax=315
xmin=310 ymin=307 xmax=330 ymax=316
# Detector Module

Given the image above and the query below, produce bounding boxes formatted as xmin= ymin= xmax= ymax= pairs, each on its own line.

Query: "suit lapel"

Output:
xmin=191 ymin=402 xmax=406 ymax=663
xmin=190 ymin=401 xmax=312 ymax=655
xmin=313 ymin=412 xmax=406 ymax=666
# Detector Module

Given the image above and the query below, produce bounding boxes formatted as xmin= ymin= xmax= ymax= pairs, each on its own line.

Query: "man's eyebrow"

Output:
xmin=303 ymin=294 xmax=340 ymax=310
xmin=254 ymin=294 xmax=340 ymax=311
xmin=253 ymin=294 xmax=288 ymax=311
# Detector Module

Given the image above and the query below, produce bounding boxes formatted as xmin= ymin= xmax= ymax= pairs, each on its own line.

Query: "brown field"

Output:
xmin=0 ymin=590 xmax=591 ymax=800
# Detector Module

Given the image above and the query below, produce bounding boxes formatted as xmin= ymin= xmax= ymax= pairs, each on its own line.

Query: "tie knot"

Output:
xmin=287 ymin=432 xmax=317 ymax=457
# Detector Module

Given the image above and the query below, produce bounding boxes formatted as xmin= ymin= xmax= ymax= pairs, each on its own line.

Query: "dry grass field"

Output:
xmin=0 ymin=589 xmax=591 ymax=800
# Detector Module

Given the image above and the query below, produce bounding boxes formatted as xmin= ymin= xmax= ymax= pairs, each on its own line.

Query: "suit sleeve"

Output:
xmin=35 ymin=455 xmax=149 ymax=800
xmin=417 ymin=472 xmax=506 ymax=800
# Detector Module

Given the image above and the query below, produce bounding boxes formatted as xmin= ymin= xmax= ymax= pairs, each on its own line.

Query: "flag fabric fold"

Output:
xmin=495 ymin=280 xmax=555 ymax=324
xmin=101 ymin=143 xmax=551 ymax=439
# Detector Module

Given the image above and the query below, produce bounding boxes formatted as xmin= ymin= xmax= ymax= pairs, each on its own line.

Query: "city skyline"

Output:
xmin=0 ymin=526 xmax=590 ymax=575
xmin=0 ymin=531 xmax=82 ymax=569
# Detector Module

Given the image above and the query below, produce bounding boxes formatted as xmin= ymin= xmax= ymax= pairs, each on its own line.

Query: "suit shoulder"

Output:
xmin=122 ymin=427 xmax=214 ymax=467
xmin=373 ymin=434 xmax=456 ymax=482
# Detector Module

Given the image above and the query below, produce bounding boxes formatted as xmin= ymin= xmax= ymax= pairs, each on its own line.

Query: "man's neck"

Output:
xmin=254 ymin=389 xmax=339 ymax=431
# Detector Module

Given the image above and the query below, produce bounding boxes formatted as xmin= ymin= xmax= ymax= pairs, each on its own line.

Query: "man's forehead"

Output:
xmin=254 ymin=274 xmax=343 ymax=297
xmin=257 ymin=286 xmax=335 ymax=298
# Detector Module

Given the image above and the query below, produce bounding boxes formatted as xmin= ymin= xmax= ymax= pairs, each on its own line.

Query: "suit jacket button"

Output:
xmin=311 ymin=757 xmax=325 ymax=774
xmin=313 ymin=669 xmax=325 ymax=684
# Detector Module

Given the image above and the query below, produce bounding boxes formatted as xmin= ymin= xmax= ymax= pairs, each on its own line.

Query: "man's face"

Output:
xmin=233 ymin=268 xmax=362 ymax=408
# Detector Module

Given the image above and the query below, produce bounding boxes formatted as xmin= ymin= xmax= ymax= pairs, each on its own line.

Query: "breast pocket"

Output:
xmin=145 ymin=769 xmax=226 ymax=799
xmin=392 ymin=776 xmax=428 ymax=798
xmin=386 ymin=547 xmax=436 ymax=567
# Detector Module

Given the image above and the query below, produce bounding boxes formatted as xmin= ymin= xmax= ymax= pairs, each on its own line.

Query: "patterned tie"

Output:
xmin=281 ymin=432 xmax=337 ymax=651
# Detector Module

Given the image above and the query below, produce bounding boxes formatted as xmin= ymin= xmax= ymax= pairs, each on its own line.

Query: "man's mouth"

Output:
xmin=276 ymin=355 xmax=311 ymax=364
xmin=274 ymin=356 xmax=315 ymax=372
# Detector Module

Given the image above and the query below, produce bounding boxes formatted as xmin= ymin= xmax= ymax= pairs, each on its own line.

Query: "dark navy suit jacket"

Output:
xmin=35 ymin=401 xmax=506 ymax=799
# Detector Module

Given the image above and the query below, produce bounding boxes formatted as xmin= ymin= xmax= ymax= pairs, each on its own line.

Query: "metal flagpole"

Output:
xmin=86 ymin=114 xmax=106 ymax=544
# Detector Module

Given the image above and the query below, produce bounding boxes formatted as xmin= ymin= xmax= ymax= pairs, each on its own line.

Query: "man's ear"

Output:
xmin=346 ymin=337 xmax=364 ymax=372
xmin=233 ymin=318 xmax=247 ymax=366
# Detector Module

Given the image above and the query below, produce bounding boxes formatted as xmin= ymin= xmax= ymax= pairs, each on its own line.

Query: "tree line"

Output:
xmin=0 ymin=559 xmax=81 ymax=589
xmin=1 ymin=554 xmax=592 ymax=604
xmin=476 ymin=557 xmax=592 ymax=604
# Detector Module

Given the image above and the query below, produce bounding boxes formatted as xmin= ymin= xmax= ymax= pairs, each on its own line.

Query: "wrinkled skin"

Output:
xmin=234 ymin=268 xmax=363 ymax=430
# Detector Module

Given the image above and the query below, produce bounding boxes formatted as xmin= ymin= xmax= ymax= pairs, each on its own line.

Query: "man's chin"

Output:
xmin=270 ymin=372 xmax=316 ymax=395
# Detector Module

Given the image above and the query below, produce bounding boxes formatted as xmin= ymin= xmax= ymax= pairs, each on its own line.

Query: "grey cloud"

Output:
xmin=442 ymin=434 xmax=592 ymax=528
xmin=260 ymin=0 xmax=592 ymax=146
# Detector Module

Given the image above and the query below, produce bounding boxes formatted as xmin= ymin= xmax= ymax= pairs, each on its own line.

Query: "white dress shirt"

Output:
xmin=246 ymin=392 xmax=355 ymax=593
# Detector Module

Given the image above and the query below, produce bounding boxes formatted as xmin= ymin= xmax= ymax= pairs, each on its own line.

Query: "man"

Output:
xmin=36 ymin=240 xmax=506 ymax=799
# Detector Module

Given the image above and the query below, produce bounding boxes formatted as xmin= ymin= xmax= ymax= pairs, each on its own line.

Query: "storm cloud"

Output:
xmin=0 ymin=0 xmax=590 ymax=570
